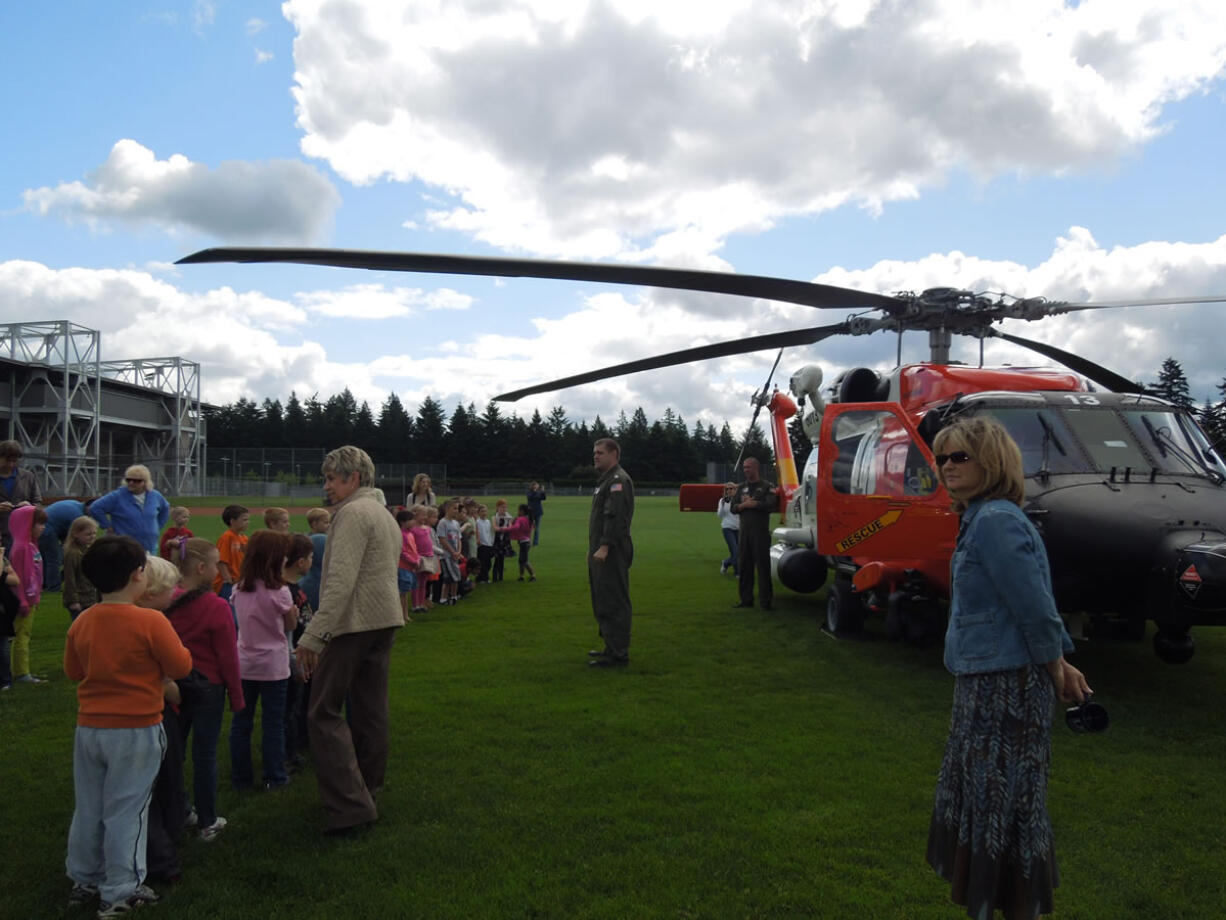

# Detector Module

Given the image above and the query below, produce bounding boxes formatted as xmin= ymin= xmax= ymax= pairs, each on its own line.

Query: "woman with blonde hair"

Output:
xmin=926 ymin=415 xmax=1091 ymax=920
xmin=89 ymin=464 xmax=170 ymax=553
xmin=406 ymin=472 xmax=436 ymax=508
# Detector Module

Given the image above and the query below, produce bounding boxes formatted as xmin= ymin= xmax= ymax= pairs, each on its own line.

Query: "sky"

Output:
xmin=3 ymin=0 xmax=1226 ymax=434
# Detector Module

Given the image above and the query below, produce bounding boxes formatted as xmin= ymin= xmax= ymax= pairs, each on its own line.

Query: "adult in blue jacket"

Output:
xmin=40 ymin=498 xmax=91 ymax=590
xmin=925 ymin=415 xmax=1091 ymax=920
xmin=90 ymin=464 xmax=169 ymax=554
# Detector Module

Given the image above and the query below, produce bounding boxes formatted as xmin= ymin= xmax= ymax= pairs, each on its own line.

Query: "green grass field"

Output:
xmin=3 ymin=497 xmax=1224 ymax=919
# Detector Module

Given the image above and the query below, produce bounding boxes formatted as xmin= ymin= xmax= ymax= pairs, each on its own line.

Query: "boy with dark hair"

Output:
xmin=213 ymin=504 xmax=250 ymax=598
xmin=64 ymin=535 xmax=192 ymax=916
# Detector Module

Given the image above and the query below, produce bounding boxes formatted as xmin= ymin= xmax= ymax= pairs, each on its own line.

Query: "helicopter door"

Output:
xmin=816 ymin=404 xmax=955 ymax=559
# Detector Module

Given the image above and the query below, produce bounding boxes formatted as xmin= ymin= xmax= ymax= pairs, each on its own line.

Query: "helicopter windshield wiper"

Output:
xmin=1141 ymin=415 xmax=1220 ymax=482
xmin=1035 ymin=412 xmax=1066 ymax=482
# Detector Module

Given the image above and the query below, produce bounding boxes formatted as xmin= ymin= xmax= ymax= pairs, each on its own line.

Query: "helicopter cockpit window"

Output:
xmin=1119 ymin=410 xmax=1225 ymax=478
xmin=985 ymin=409 xmax=1089 ymax=476
xmin=830 ymin=410 xmax=937 ymax=496
xmin=1063 ymin=409 xmax=1156 ymax=472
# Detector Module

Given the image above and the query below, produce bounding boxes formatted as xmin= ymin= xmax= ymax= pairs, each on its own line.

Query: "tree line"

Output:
xmin=204 ymin=391 xmax=774 ymax=483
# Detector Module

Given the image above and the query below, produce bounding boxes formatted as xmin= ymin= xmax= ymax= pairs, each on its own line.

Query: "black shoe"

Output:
xmin=761 ymin=603 xmax=773 ymax=611
xmin=589 ymin=656 xmax=629 ymax=668
xmin=732 ymin=602 xmax=753 ymax=609
xmin=588 ymin=649 xmax=612 ymax=657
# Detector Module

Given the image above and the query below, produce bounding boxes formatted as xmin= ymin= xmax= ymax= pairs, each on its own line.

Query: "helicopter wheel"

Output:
xmin=905 ymin=600 xmax=943 ymax=645
xmin=826 ymin=579 xmax=863 ymax=635
xmin=885 ymin=592 xmax=906 ymax=641
xmin=1153 ymin=629 xmax=1195 ymax=664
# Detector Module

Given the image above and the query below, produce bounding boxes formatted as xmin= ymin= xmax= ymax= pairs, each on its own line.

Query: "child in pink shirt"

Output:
xmin=410 ymin=504 xmax=436 ymax=613
xmin=395 ymin=509 xmax=420 ymax=622
xmin=229 ymin=531 xmax=296 ymax=790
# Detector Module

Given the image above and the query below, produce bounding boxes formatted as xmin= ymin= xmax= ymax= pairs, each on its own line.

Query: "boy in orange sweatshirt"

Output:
xmin=64 ymin=535 xmax=192 ymax=917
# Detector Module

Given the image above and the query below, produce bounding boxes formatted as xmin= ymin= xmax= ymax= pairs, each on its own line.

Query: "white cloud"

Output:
xmin=283 ymin=0 xmax=1226 ymax=261
xmin=246 ymin=17 xmax=268 ymax=35
xmin=255 ymin=48 xmax=275 ymax=64
xmin=194 ymin=0 xmax=216 ymax=34
xmin=22 ymin=139 xmax=341 ymax=243
xmin=296 ymin=284 xmax=474 ymax=319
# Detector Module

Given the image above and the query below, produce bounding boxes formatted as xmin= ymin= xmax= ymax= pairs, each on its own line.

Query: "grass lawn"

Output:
xmin=3 ymin=496 xmax=1224 ymax=919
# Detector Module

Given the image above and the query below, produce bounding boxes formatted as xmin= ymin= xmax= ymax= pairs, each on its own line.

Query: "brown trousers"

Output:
xmin=307 ymin=626 xmax=397 ymax=831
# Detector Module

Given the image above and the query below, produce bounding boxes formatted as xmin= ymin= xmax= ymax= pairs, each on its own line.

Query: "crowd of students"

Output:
xmin=0 ymin=487 xmax=539 ymax=917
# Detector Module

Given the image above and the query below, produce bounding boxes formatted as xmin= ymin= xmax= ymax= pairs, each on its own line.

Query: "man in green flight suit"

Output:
xmin=732 ymin=456 xmax=777 ymax=611
xmin=588 ymin=438 xmax=635 ymax=668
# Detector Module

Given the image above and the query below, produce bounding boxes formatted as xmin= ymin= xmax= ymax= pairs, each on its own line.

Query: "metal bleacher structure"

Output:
xmin=0 ymin=320 xmax=203 ymax=496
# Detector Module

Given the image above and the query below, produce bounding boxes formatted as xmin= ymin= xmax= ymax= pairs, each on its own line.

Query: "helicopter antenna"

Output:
xmin=734 ymin=348 xmax=785 ymax=474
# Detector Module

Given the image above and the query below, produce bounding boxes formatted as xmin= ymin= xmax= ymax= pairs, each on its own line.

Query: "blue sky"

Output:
xmin=3 ymin=0 xmax=1226 ymax=429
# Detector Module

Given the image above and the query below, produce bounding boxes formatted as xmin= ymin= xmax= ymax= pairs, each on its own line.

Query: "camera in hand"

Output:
xmin=1065 ymin=693 xmax=1109 ymax=734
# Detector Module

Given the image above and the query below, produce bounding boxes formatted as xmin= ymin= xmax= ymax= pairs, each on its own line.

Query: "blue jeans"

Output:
xmin=722 ymin=528 xmax=740 ymax=574
xmin=66 ymin=724 xmax=166 ymax=904
xmin=39 ymin=528 xmax=63 ymax=591
xmin=179 ymin=681 xmax=226 ymax=827
xmin=230 ymin=678 xmax=288 ymax=787
xmin=0 ymin=637 xmax=11 ymax=687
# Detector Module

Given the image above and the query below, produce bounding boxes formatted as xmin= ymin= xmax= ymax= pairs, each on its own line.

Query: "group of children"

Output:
xmin=393 ymin=497 xmax=538 ymax=621
xmin=10 ymin=491 xmax=538 ymax=917
xmin=58 ymin=503 xmax=329 ymax=917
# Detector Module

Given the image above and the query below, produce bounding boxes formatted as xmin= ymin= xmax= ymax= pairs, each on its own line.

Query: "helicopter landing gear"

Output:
xmin=1153 ymin=629 xmax=1195 ymax=664
xmin=826 ymin=579 xmax=863 ymax=635
xmin=885 ymin=591 xmax=942 ymax=645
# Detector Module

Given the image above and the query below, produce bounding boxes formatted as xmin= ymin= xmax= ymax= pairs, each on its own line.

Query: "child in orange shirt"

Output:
xmin=213 ymin=505 xmax=250 ymax=599
xmin=64 ymin=536 xmax=192 ymax=914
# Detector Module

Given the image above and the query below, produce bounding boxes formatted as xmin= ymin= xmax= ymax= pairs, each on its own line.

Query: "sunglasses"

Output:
xmin=125 ymin=478 xmax=146 ymax=484
xmin=935 ymin=451 xmax=974 ymax=466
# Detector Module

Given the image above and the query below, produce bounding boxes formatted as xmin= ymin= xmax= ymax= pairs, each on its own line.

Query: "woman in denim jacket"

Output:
xmin=925 ymin=416 xmax=1091 ymax=920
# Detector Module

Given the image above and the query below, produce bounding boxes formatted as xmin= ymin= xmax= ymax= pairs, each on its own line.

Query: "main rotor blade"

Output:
xmin=1050 ymin=294 xmax=1226 ymax=313
xmin=176 ymin=247 xmax=901 ymax=312
xmin=494 ymin=322 xmax=851 ymax=402
xmin=735 ymin=348 xmax=786 ymax=471
xmin=990 ymin=331 xmax=1143 ymax=393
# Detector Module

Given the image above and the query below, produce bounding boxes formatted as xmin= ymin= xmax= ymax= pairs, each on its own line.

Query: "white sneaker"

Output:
xmin=200 ymin=816 xmax=228 ymax=841
xmin=719 ymin=562 xmax=728 ymax=574
xmin=14 ymin=673 xmax=45 ymax=684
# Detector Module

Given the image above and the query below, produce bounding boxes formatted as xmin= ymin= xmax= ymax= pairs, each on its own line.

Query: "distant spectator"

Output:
xmin=158 ymin=507 xmax=193 ymax=561
xmin=299 ymin=508 xmax=330 ymax=613
xmin=0 ymin=440 xmax=42 ymax=551
xmin=42 ymin=497 xmax=91 ymax=591
xmin=63 ymin=517 xmax=100 ymax=621
xmin=264 ymin=507 xmax=290 ymax=534
xmin=716 ymin=483 xmax=739 ymax=577
xmin=526 ymin=482 xmax=546 ymax=546
xmin=212 ymin=505 xmax=250 ymax=600
xmin=8 ymin=505 xmax=47 ymax=684
xmin=407 ymin=473 xmax=436 ymax=508
xmin=90 ymin=465 xmax=170 ymax=554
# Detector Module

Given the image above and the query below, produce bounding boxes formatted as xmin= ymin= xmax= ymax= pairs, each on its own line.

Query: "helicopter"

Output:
xmin=177 ymin=246 xmax=1226 ymax=663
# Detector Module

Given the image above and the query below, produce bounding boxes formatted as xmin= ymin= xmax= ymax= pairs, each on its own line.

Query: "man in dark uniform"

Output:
xmin=587 ymin=438 xmax=635 ymax=668
xmin=732 ymin=456 xmax=777 ymax=611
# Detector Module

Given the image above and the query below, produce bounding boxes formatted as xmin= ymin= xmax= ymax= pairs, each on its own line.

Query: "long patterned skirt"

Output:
xmin=926 ymin=666 xmax=1059 ymax=920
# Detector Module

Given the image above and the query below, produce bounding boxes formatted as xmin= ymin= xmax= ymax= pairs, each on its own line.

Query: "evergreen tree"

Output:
xmin=304 ymin=393 xmax=325 ymax=445
xmin=1152 ymin=357 xmax=1195 ymax=412
xmin=322 ymin=389 xmax=358 ymax=445
xmin=353 ymin=401 xmax=378 ymax=454
xmin=445 ymin=402 xmax=480 ymax=473
xmin=377 ymin=393 xmax=414 ymax=459
xmin=284 ymin=392 xmax=308 ymax=447
xmin=415 ymin=396 xmax=447 ymax=461
xmin=262 ymin=398 xmax=285 ymax=447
